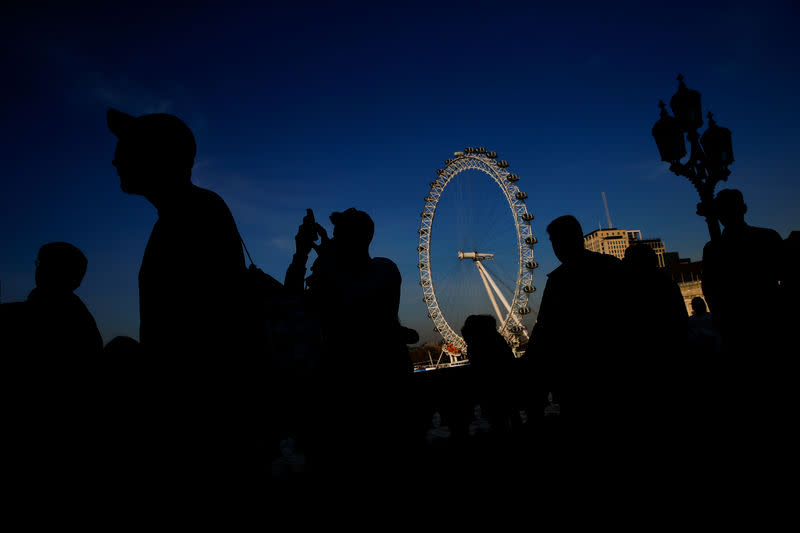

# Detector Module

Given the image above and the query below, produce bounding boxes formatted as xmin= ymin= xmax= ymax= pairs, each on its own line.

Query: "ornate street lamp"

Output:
xmin=652 ymin=74 xmax=734 ymax=240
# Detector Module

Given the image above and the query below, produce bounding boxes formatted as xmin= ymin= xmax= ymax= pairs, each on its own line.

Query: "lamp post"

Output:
xmin=652 ymin=74 xmax=734 ymax=241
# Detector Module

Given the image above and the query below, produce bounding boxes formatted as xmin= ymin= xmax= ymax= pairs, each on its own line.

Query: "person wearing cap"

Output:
xmin=288 ymin=207 xmax=416 ymax=476
xmin=107 ymin=109 xmax=252 ymax=491
xmin=701 ymin=189 xmax=784 ymax=356
xmin=700 ymin=191 xmax=792 ymax=473
xmin=107 ymin=109 xmax=247 ymax=357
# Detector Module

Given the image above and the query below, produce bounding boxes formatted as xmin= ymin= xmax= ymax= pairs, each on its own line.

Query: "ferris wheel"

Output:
xmin=417 ymin=147 xmax=538 ymax=357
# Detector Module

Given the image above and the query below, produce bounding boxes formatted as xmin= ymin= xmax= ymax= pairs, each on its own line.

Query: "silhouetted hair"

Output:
xmin=715 ymin=188 xmax=746 ymax=213
xmin=691 ymin=297 xmax=707 ymax=315
xmin=461 ymin=314 xmax=497 ymax=340
xmin=624 ymin=242 xmax=658 ymax=270
xmin=107 ymin=109 xmax=197 ymax=170
xmin=104 ymin=335 xmax=142 ymax=356
xmin=36 ymin=242 xmax=87 ymax=292
xmin=546 ymin=215 xmax=584 ymax=244
xmin=716 ymin=188 xmax=744 ymax=206
xmin=330 ymin=208 xmax=374 ymax=246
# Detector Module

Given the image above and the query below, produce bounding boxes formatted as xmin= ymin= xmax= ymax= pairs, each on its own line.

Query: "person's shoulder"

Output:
xmin=190 ymin=186 xmax=234 ymax=216
xmin=747 ymin=225 xmax=782 ymax=243
xmin=372 ymin=257 xmax=399 ymax=271
xmin=372 ymin=257 xmax=401 ymax=278
xmin=0 ymin=301 xmax=29 ymax=320
xmin=547 ymin=263 xmax=566 ymax=279
xmin=583 ymin=249 xmax=623 ymax=271
xmin=67 ymin=292 xmax=92 ymax=313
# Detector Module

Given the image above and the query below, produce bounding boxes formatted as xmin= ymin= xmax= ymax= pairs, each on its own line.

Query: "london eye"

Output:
xmin=417 ymin=147 xmax=538 ymax=359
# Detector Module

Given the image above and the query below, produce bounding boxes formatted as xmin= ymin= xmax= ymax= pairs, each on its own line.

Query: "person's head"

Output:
xmin=461 ymin=314 xmax=497 ymax=345
xmin=35 ymin=242 xmax=88 ymax=293
xmin=691 ymin=297 xmax=707 ymax=316
xmin=546 ymin=215 xmax=585 ymax=264
xmin=107 ymin=109 xmax=196 ymax=197
xmin=714 ymin=188 xmax=747 ymax=229
xmin=329 ymin=208 xmax=374 ymax=256
xmin=624 ymin=242 xmax=658 ymax=272
xmin=103 ymin=335 xmax=142 ymax=356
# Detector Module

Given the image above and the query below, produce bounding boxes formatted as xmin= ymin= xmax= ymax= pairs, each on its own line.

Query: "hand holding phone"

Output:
xmin=295 ymin=208 xmax=318 ymax=256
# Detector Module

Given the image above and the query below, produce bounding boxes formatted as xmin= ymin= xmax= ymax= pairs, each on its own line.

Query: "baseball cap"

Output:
xmin=107 ymin=108 xmax=197 ymax=166
xmin=330 ymin=208 xmax=375 ymax=245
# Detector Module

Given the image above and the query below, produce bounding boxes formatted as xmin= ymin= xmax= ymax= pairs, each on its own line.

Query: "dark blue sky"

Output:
xmin=2 ymin=2 xmax=798 ymax=345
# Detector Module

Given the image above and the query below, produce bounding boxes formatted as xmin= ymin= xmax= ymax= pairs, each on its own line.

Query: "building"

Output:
xmin=663 ymin=255 xmax=706 ymax=316
xmin=584 ymin=228 xmax=642 ymax=260
xmin=583 ymin=228 xmax=667 ymax=266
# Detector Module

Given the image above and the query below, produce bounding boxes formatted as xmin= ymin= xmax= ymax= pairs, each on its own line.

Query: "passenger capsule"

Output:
xmin=525 ymin=236 xmax=538 ymax=245
xmin=523 ymin=285 xmax=536 ymax=293
xmin=445 ymin=158 xmax=454 ymax=165
xmin=487 ymin=151 xmax=498 ymax=159
xmin=522 ymin=213 xmax=534 ymax=221
xmin=464 ymin=147 xmax=474 ymax=153
xmin=506 ymin=173 xmax=519 ymax=182
xmin=497 ymin=160 xmax=509 ymax=168
xmin=515 ymin=191 xmax=528 ymax=200
xmin=525 ymin=261 xmax=539 ymax=269
xmin=477 ymin=147 xmax=486 ymax=154
xmin=453 ymin=151 xmax=464 ymax=157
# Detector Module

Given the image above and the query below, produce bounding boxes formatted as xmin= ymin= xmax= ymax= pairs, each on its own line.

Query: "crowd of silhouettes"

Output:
xmin=1 ymin=109 xmax=796 ymax=490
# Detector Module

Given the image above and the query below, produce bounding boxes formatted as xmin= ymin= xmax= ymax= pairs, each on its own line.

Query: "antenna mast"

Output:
xmin=602 ymin=191 xmax=613 ymax=229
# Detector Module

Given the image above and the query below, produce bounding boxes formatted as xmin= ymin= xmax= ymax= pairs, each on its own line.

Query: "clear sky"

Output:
xmin=1 ymin=1 xmax=798 ymax=346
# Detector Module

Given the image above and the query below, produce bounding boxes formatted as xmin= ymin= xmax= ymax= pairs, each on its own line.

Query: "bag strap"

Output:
xmin=240 ymin=235 xmax=256 ymax=267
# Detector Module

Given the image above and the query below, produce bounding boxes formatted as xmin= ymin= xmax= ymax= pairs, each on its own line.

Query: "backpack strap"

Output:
xmin=241 ymin=235 xmax=256 ymax=267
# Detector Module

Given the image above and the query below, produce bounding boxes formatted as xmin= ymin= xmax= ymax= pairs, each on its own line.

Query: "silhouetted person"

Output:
xmin=780 ymin=231 xmax=799 ymax=335
xmin=622 ymin=242 xmax=688 ymax=425
xmin=108 ymin=109 xmax=246 ymax=356
xmin=461 ymin=314 xmax=520 ymax=437
xmin=702 ymin=189 xmax=783 ymax=356
xmin=108 ymin=109 xmax=255 ymax=495
xmin=701 ymin=189 xmax=789 ymax=464
xmin=524 ymin=215 xmax=632 ymax=427
xmin=0 ymin=242 xmax=102 ymax=356
xmin=687 ymin=297 xmax=719 ymax=354
xmin=0 ymin=242 xmax=102 ymax=499
xmin=624 ymin=243 xmax=688 ymax=349
xmin=286 ymin=208 xmax=415 ymax=475
xmin=103 ymin=335 xmax=142 ymax=356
